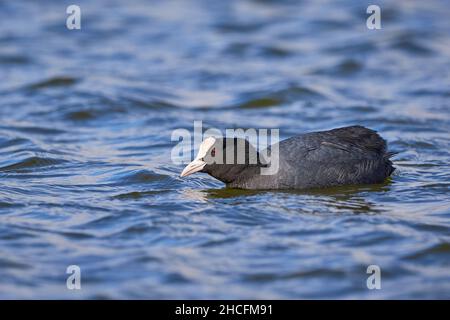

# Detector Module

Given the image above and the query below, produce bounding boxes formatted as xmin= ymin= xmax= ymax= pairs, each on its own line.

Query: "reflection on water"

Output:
xmin=0 ymin=0 xmax=449 ymax=299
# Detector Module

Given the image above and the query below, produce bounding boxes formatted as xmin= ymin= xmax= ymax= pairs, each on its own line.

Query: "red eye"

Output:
xmin=211 ymin=148 xmax=215 ymax=157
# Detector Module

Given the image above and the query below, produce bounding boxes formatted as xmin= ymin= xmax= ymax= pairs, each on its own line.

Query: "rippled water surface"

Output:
xmin=1 ymin=0 xmax=449 ymax=299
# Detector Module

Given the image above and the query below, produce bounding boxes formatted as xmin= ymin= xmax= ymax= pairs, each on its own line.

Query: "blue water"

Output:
xmin=0 ymin=0 xmax=449 ymax=299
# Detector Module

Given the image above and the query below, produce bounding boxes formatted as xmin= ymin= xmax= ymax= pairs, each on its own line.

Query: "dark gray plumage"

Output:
xmin=184 ymin=126 xmax=395 ymax=190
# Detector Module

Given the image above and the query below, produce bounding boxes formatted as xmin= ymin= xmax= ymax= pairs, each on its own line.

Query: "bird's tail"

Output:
xmin=384 ymin=151 xmax=398 ymax=176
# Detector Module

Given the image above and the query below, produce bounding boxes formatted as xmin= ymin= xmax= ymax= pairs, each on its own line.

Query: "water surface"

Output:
xmin=0 ymin=0 xmax=449 ymax=299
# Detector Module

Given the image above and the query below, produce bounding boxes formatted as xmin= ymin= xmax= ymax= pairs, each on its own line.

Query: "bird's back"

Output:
xmin=230 ymin=126 xmax=395 ymax=189
xmin=276 ymin=126 xmax=395 ymax=189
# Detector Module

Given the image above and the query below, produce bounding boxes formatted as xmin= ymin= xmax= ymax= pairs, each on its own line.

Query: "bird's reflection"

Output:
xmin=182 ymin=180 xmax=393 ymax=215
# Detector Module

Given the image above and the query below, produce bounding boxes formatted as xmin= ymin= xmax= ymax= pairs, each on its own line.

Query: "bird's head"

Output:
xmin=180 ymin=137 xmax=265 ymax=183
